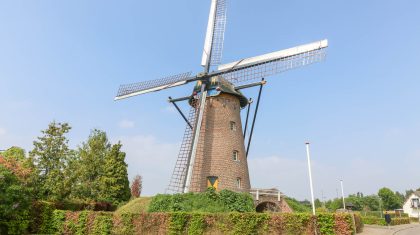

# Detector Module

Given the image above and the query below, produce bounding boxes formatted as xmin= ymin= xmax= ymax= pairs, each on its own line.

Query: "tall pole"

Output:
xmin=305 ymin=142 xmax=316 ymax=215
xmin=340 ymin=180 xmax=346 ymax=210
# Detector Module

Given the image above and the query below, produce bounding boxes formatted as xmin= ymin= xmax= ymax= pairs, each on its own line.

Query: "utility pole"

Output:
xmin=340 ymin=180 xmax=346 ymax=210
xmin=305 ymin=142 xmax=316 ymax=215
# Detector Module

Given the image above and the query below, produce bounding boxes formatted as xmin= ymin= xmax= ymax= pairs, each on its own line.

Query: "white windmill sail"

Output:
xmin=201 ymin=0 xmax=227 ymax=68
xmin=215 ymin=39 xmax=328 ymax=84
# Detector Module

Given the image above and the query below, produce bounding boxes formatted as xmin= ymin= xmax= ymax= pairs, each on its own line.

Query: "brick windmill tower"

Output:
xmin=115 ymin=0 xmax=328 ymax=194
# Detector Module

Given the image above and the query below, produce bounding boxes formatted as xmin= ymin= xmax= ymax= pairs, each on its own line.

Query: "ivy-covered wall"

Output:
xmin=30 ymin=210 xmax=363 ymax=235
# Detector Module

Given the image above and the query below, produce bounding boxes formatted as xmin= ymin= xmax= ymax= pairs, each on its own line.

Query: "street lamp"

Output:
xmin=305 ymin=142 xmax=316 ymax=215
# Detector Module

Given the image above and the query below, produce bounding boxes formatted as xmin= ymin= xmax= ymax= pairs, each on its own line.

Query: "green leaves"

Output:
xmin=0 ymin=165 xmax=32 ymax=234
xmin=30 ymin=121 xmax=72 ymax=201
xmin=378 ymin=187 xmax=403 ymax=210
xmin=148 ymin=189 xmax=255 ymax=213
xmin=68 ymin=129 xmax=131 ymax=205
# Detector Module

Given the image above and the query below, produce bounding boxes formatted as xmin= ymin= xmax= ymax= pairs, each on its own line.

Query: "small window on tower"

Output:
xmin=233 ymin=150 xmax=239 ymax=161
xmin=236 ymin=178 xmax=242 ymax=189
xmin=230 ymin=121 xmax=236 ymax=131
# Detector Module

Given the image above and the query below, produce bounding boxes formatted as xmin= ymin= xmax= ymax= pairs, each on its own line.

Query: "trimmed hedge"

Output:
xmin=361 ymin=216 xmax=410 ymax=226
xmin=29 ymin=210 xmax=363 ymax=235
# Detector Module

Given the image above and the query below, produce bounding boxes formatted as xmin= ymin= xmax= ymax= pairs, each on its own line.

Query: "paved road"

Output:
xmin=393 ymin=225 xmax=420 ymax=235
xmin=361 ymin=224 xmax=420 ymax=235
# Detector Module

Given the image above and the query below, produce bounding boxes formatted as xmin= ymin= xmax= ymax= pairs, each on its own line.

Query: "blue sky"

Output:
xmin=1 ymin=0 xmax=420 ymax=200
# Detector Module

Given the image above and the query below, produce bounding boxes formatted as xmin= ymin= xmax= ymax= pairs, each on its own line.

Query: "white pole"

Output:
xmin=305 ymin=142 xmax=316 ymax=215
xmin=340 ymin=180 xmax=346 ymax=210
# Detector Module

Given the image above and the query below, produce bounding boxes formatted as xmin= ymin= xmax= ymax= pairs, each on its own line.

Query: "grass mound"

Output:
xmin=116 ymin=197 xmax=152 ymax=214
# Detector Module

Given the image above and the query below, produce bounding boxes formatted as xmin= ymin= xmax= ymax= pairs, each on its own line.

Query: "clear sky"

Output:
xmin=1 ymin=0 xmax=420 ymax=200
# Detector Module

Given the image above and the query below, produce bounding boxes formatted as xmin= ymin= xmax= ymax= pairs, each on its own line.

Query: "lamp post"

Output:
xmin=305 ymin=142 xmax=316 ymax=215
xmin=340 ymin=180 xmax=346 ymax=210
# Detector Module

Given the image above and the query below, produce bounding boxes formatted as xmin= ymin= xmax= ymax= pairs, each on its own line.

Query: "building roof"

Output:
xmin=403 ymin=191 xmax=420 ymax=205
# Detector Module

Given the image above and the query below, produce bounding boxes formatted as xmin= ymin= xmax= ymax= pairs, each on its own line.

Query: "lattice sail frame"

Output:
xmin=210 ymin=0 xmax=227 ymax=65
xmin=115 ymin=72 xmax=192 ymax=100
xmin=201 ymin=0 xmax=227 ymax=67
xmin=215 ymin=41 xmax=328 ymax=85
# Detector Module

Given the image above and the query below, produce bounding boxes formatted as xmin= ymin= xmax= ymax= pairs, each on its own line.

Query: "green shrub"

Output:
xmin=317 ymin=213 xmax=335 ymax=235
xmin=188 ymin=213 xmax=206 ymax=235
xmin=169 ymin=212 xmax=189 ymax=234
xmin=361 ymin=216 xmax=410 ymax=226
xmin=91 ymin=213 xmax=113 ymax=235
xmin=148 ymin=189 xmax=254 ymax=213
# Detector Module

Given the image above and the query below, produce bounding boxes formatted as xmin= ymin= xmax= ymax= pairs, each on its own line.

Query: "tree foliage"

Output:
xmin=0 ymin=162 xmax=32 ymax=234
xmin=378 ymin=187 xmax=402 ymax=210
xmin=70 ymin=129 xmax=130 ymax=205
xmin=131 ymin=174 xmax=143 ymax=198
xmin=100 ymin=142 xmax=131 ymax=205
xmin=30 ymin=122 xmax=72 ymax=201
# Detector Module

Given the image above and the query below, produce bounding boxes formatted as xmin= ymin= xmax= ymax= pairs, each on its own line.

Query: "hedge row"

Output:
xmin=361 ymin=216 xmax=410 ymax=226
xmin=29 ymin=210 xmax=362 ymax=235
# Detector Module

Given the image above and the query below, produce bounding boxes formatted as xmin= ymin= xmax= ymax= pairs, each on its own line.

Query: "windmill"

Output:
xmin=115 ymin=0 xmax=328 ymax=194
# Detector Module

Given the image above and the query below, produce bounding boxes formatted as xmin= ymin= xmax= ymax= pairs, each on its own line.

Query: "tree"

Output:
xmin=30 ymin=122 xmax=72 ymax=200
xmin=395 ymin=191 xmax=405 ymax=203
xmin=0 ymin=157 xmax=32 ymax=234
xmin=71 ymin=129 xmax=110 ymax=201
xmin=362 ymin=195 xmax=381 ymax=211
xmin=378 ymin=187 xmax=402 ymax=210
xmin=100 ymin=143 xmax=131 ymax=204
xmin=131 ymin=174 xmax=143 ymax=198
xmin=346 ymin=195 xmax=363 ymax=211
xmin=2 ymin=146 xmax=25 ymax=161
xmin=70 ymin=130 xmax=130 ymax=205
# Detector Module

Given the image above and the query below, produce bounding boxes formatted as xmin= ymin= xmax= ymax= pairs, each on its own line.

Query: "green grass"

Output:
xmin=116 ymin=197 xmax=152 ymax=214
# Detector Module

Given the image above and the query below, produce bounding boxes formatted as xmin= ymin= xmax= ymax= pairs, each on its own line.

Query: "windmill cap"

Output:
xmin=190 ymin=76 xmax=248 ymax=107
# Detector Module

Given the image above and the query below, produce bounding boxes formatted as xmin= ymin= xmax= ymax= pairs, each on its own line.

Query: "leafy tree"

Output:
xmin=70 ymin=130 xmax=130 ymax=205
xmin=2 ymin=146 xmax=25 ymax=161
xmin=99 ymin=143 xmax=131 ymax=205
xmin=131 ymin=174 xmax=143 ymax=198
xmin=71 ymin=129 xmax=110 ymax=201
xmin=30 ymin=122 xmax=72 ymax=201
xmin=362 ymin=195 xmax=381 ymax=211
xmin=0 ymin=160 xmax=32 ymax=234
xmin=314 ymin=198 xmax=323 ymax=208
xmin=395 ymin=191 xmax=405 ymax=203
xmin=378 ymin=187 xmax=402 ymax=210
xmin=346 ymin=195 xmax=363 ymax=211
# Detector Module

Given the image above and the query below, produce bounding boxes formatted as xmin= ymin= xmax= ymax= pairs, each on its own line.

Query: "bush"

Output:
xmin=148 ymin=188 xmax=254 ymax=213
xmin=361 ymin=216 xmax=410 ymax=226
xmin=0 ymin=165 xmax=32 ymax=235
